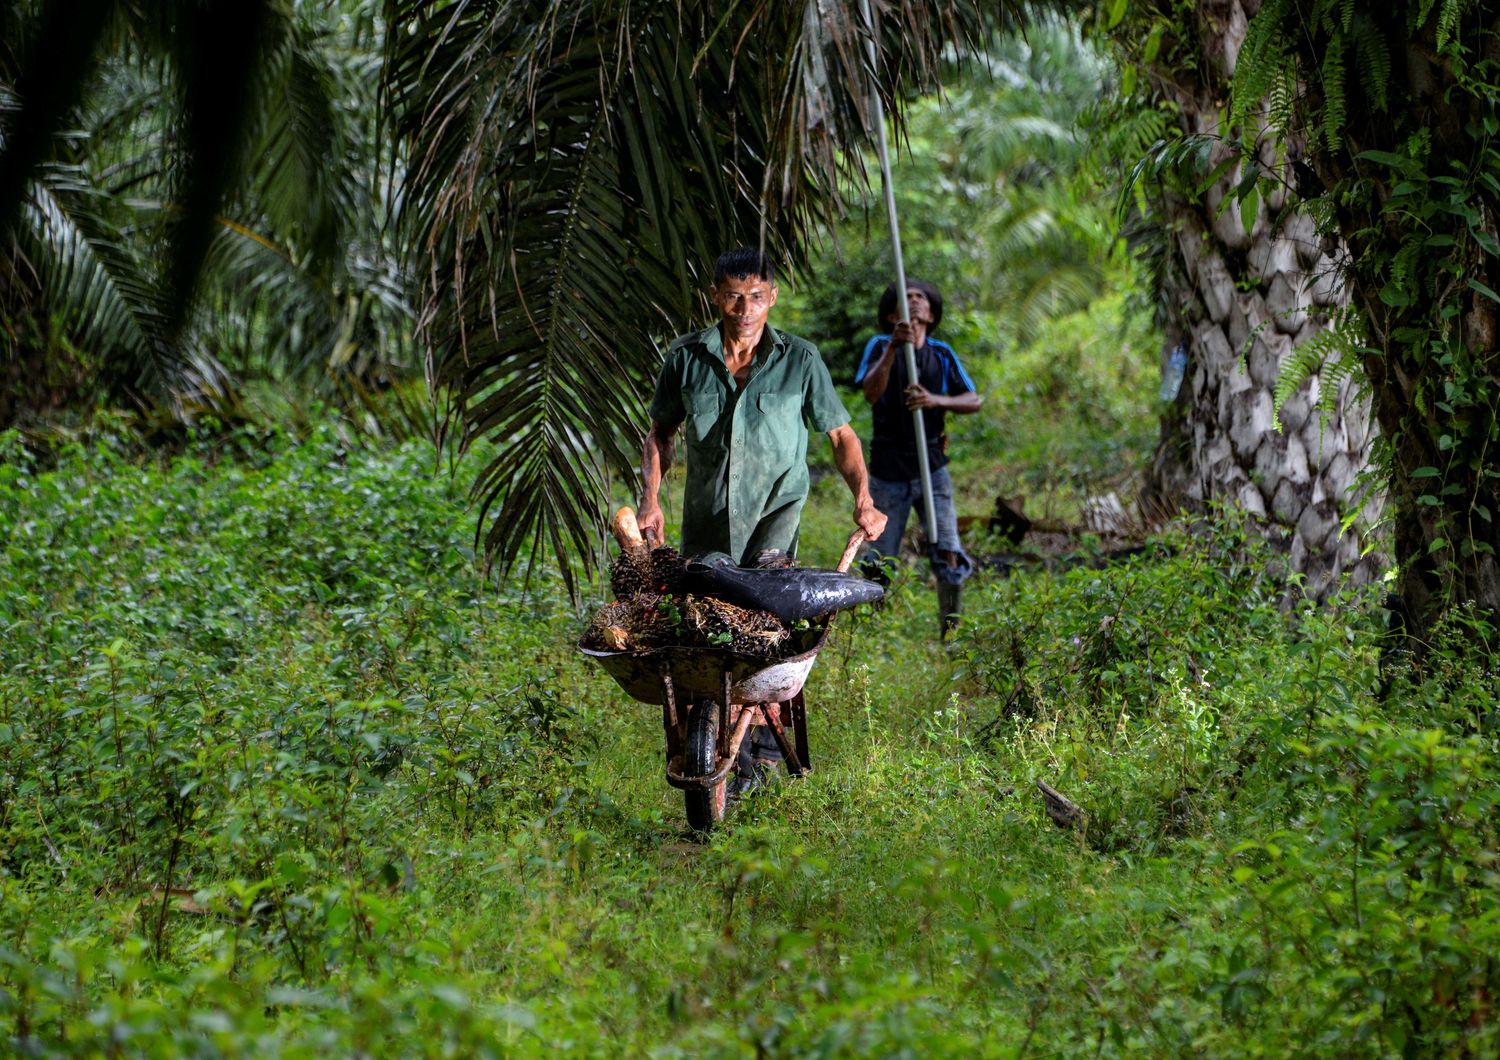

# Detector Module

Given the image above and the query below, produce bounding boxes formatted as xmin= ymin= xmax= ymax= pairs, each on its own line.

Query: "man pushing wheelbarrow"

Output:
xmin=636 ymin=246 xmax=887 ymax=560
xmin=586 ymin=246 xmax=886 ymax=830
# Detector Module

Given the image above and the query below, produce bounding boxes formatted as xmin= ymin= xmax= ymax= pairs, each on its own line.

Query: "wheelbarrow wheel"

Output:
xmin=684 ymin=699 xmax=726 ymax=833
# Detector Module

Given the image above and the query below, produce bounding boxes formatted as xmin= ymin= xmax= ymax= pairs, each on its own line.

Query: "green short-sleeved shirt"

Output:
xmin=649 ymin=323 xmax=850 ymax=564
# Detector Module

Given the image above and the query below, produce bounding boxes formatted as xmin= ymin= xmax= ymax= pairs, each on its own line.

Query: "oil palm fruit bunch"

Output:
xmin=609 ymin=550 xmax=651 ymax=599
xmin=608 ymin=507 xmax=653 ymax=599
xmin=648 ymin=545 xmax=686 ymax=595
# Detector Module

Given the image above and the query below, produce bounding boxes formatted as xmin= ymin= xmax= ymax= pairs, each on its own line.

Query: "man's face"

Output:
xmin=712 ymin=274 xmax=778 ymax=340
xmin=889 ymin=287 xmax=932 ymax=327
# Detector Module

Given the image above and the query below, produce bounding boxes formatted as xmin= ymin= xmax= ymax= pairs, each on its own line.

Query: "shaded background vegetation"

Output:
xmin=5 ymin=0 xmax=1500 ymax=1053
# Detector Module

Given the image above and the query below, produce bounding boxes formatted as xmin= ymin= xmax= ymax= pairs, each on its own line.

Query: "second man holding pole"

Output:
xmin=855 ymin=279 xmax=982 ymax=638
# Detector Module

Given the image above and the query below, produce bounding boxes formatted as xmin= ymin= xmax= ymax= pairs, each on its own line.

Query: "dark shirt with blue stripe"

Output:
xmin=854 ymin=335 xmax=976 ymax=482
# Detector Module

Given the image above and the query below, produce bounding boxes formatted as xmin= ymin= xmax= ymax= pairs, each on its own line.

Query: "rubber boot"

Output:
xmin=937 ymin=582 xmax=962 ymax=640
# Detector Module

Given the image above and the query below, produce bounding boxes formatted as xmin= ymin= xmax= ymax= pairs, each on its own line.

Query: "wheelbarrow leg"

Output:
xmin=661 ymin=673 xmax=683 ymax=769
xmin=716 ymin=670 xmax=733 ymax=760
xmin=790 ymin=691 xmax=812 ymax=774
xmin=761 ymin=702 xmax=808 ymax=777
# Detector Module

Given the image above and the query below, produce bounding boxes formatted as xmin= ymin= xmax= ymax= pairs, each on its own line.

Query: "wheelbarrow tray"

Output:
xmin=579 ymin=527 xmax=866 ymax=831
xmin=580 ymin=625 xmax=828 ymax=706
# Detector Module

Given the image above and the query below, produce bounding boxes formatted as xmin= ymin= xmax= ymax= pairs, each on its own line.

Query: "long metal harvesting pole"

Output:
xmin=857 ymin=0 xmax=938 ymax=544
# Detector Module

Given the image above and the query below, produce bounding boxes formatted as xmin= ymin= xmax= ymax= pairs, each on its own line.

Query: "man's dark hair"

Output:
xmin=877 ymin=278 xmax=943 ymax=334
xmin=714 ymin=246 xmax=776 ymax=286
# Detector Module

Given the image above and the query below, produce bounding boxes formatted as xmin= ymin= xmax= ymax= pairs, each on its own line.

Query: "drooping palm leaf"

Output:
xmin=899 ymin=16 xmax=1119 ymax=349
xmin=17 ymin=162 xmax=222 ymax=403
xmin=385 ymin=0 xmax=1012 ymax=592
xmin=939 ymin=17 xmax=1106 ymax=186
xmin=2 ymin=0 xmax=417 ymax=424
xmin=983 ymin=190 xmax=1109 ymax=344
xmin=0 ymin=0 xmax=114 ymax=237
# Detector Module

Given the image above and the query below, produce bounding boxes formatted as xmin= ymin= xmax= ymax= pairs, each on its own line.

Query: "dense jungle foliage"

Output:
xmin=6 ymin=0 xmax=1500 ymax=1054
xmin=0 ymin=0 xmax=414 ymax=428
xmin=3 ymin=358 xmax=1499 ymax=1054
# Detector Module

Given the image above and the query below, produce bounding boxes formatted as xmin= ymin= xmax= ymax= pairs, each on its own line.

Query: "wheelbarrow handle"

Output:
xmin=837 ymin=527 xmax=867 ymax=574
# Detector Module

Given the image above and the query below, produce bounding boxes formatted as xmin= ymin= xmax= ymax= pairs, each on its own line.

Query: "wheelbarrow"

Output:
xmin=580 ymin=527 xmax=867 ymax=832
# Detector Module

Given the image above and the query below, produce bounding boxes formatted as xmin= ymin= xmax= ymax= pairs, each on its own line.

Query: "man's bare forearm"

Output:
xmin=641 ymin=422 xmax=675 ymax=498
xmin=830 ymin=426 xmax=870 ymax=501
xmin=947 ymin=391 xmax=982 ymax=414
xmin=862 ymin=342 xmax=895 ymax=404
xmin=637 ymin=420 xmax=677 ymax=544
xmin=828 ymin=424 xmax=887 ymax=540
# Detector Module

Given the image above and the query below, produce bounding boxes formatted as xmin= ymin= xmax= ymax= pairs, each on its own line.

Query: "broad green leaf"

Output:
xmin=1195 ymin=154 xmax=1238 ymax=196
xmin=1241 ymin=184 xmax=1259 ymax=237
xmin=1471 ymin=228 xmax=1500 ymax=257
xmin=1468 ymin=277 xmax=1500 ymax=303
xmin=1143 ymin=22 xmax=1164 ymax=63
xmin=1357 ymin=149 xmax=1419 ymax=173
xmin=1379 ymin=284 xmax=1412 ymax=307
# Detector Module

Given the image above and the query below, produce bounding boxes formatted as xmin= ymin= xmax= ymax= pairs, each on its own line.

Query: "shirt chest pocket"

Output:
xmin=754 ymin=391 xmax=803 ymax=459
xmin=683 ymin=391 xmax=723 ymax=445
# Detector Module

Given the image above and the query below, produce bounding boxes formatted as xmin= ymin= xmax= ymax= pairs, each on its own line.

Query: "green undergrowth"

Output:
xmin=3 ymin=428 xmax=1499 ymax=1056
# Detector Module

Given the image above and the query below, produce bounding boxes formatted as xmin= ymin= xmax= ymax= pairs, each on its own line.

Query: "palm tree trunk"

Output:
xmin=1140 ymin=0 xmax=1385 ymax=600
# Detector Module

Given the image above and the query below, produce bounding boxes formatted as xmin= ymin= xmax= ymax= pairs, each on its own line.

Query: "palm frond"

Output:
xmin=982 ymin=187 xmax=1109 ymax=345
xmin=385 ymin=0 xmax=1010 ymax=591
xmin=943 ymin=18 xmax=1106 ymax=187
xmin=16 ymin=162 xmax=230 ymax=405
xmin=4 ymin=0 xmax=415 ymax=427
xmin=0 ymin=0 xmax=116 ymax=236
xmin=244 ymin=15 xmax=349 ymax=269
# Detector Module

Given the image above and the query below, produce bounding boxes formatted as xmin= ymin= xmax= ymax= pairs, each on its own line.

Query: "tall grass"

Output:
xmin=2 ymin=420 xmax=1497 ymax=1055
